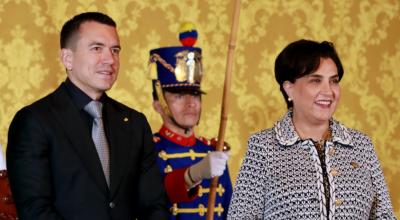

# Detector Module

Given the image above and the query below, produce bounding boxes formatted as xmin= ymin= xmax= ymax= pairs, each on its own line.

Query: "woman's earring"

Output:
xmin=288 ymin=97 xmax=292 ymax=102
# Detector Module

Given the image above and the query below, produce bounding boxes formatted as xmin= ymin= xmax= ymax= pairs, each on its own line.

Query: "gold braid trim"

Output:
xmin=198 ymin=184 xmax=225 ymax=197
xmin=150 ymin=53 xmax=175 ymax=73
xmin=158 ymin=149 xmax=208 ymax=161
xmin=170 ymin=203 xmax=224 ymax=216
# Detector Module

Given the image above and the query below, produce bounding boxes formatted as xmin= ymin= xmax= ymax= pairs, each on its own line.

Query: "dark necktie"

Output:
xmin=84 ymin=101 xmax=110 ymax=187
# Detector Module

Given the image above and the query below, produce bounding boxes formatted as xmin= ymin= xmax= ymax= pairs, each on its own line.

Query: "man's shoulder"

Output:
xmin=197 ymin=136 xmax=213 ymax=146
xmin=9 ymin=86 xmax=65 ymax=129
xmin=19 ymin=86 xmax=62 ymax=113
xmin=197 ymin=136 xmax=233 ymax=151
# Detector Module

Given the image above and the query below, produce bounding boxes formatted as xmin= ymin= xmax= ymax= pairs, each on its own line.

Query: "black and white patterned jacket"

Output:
xmin=228 ymin=111 xmax=396 ymax=220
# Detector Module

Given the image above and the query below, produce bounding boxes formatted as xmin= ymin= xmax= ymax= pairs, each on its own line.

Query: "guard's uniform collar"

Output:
xmin=159 ymin=125 xmax=196 ymax=147
xmin=274 ymin=110 xmax=354 ymax=147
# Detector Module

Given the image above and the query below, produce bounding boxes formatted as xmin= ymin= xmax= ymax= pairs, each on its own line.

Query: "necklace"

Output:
xmin=314 ymin=128 xmax=332 ymax=152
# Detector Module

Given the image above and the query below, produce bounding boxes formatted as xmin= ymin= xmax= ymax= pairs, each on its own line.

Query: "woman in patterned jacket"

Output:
xmin=227 ymin=39 xmax=396 ymax=220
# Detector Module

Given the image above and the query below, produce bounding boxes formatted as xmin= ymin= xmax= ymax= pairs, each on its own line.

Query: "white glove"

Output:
xmin=188 ymin=151 xmax=229 ymax=185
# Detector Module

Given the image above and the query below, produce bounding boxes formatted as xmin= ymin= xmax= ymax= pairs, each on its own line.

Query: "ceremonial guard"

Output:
xmin=149 ymin=23 xmax=232 ymax=220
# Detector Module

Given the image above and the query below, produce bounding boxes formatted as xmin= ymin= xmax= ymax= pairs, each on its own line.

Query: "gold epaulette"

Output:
xmin=198 ymin=136 xmax=211 ymax=145
xmin=212 ymin=138 xmax=232 ymax=151
xmin=170 ymin=203 xmax=224 ymax=216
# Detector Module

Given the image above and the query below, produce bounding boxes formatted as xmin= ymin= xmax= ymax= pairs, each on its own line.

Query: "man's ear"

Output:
xmin=283 ymin=80 xmax=294 ymax=99
xmin=153 ymin=100 xmax=164 ymax=115
xmin=60 ymin=48 xmax=73 ymax=71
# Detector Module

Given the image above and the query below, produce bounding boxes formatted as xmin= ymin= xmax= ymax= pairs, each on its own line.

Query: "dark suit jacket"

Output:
xmin=6 ymin=83 xmax=168 ymax=220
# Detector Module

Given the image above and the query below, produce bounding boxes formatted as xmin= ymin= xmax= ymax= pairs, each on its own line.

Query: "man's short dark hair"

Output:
xmin=60 ymin=12 xmax=116 ymax=49
xmin=274 ymin=39 xmax=344 ymax=109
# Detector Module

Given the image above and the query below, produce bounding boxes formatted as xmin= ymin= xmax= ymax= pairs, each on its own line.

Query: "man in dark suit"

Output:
xmin=6 ymin=12 xmax=168 ymax=220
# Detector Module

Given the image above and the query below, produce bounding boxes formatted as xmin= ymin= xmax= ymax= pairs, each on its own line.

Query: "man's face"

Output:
xmin=163 ymin=91 xmax=202 ymax=130
xmin=62 ymin=21 xmax=121 ymax=100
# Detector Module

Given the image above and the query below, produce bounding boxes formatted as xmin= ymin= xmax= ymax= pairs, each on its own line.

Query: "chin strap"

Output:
xmin=155 ymin=80 xmax=172 ymax=118
xmin=171 ymin=117 xmax=194 ymax=134
xmin=184 ymin=128 xmax=191 ymax=135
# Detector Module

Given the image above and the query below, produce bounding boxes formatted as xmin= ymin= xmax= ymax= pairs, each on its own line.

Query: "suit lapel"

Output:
xmin=104 ymin=96 xmax=131 ymax=199
xmin=49 ymin=85 xmax=109 ymax=194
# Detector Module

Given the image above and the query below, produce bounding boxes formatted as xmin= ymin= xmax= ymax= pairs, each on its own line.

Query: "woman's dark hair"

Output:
xmin=274 ymin=39 xmax=344 ymax=108
xmin=60 ymin=12 xmax=116 ymax=49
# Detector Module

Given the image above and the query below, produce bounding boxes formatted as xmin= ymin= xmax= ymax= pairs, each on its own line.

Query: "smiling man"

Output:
xmin=6 ymin=12 xmax=168 ymax=220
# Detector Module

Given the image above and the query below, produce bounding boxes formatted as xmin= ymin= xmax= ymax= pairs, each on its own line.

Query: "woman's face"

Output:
xmin=284 ymin=58 xmax=341 ymax=125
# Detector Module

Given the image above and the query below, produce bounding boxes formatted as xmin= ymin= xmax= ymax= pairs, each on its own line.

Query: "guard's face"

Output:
xmin=63 ymin=21 xmax=120 ymax=100
xmin=164 ymin=91 xmax=201 ymax=129
xmin=284 ymin=58 xmax=340 ymax=125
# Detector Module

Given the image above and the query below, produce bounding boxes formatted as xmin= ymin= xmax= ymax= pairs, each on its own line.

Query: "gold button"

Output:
xmin=328 ymin=147 xmax=335 ymax=156
xmin=123 ymin=117 xmax=129 ymax=122
xmin=171 ymin=204 xmax=178 ymax=216
xmin=330 ymin=168 xmax=338 ymax=177
xmin=198 ymin=185 xmax=204 ymax=197
xmin=335 ymin=199 xmax=343 ymax=206
xmin=164 ymin=165 xmax=173 ymax=173
xmin=159 ymin=150 xmax=167 ymax=160
xmin=351 ymin=161 xmax=359 ymax=168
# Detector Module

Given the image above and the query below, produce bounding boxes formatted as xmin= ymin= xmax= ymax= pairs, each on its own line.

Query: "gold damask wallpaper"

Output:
xmin=0 ymin=0 xmax=399 ymax=217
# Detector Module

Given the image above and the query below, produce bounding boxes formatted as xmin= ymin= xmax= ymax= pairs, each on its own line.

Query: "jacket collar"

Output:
xmin=159 ymin=125 xmax=196 ymax=147
xmin=274 ymin=110 xmax=353 ymax=147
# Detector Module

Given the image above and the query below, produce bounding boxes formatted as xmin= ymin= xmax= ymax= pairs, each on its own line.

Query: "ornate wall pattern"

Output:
xmin=0 ymin=0 xmax=398 ymax=217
